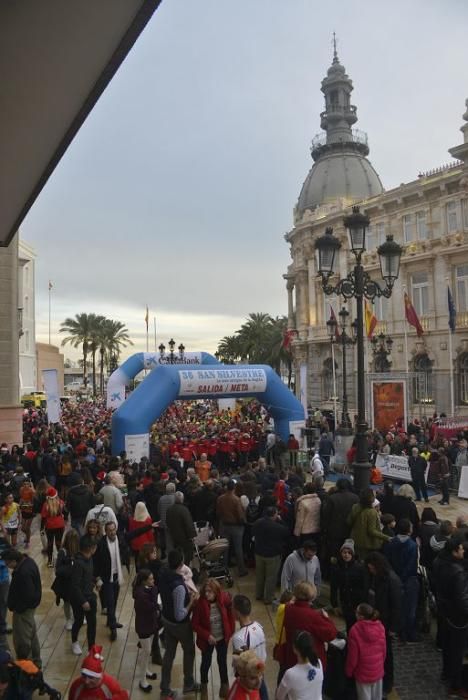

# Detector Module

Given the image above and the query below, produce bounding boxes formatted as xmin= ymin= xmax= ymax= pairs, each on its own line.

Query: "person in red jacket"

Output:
xmin=128 ymin=502 xmax=155 ymax=564
xmin=69 ymin=644 xmax=129 ymax=700
xmin=192 ymin=578 xmax=235 ymax=699
xmin=345 ymin=603 xmax=386 ymax=700
xmin=283 ymin=581 xmax=337 ymax=674
xmin=227 ymin=650 xmax=264 ymax=700
xmin=40 ymin=487 xmax=66 ymax=567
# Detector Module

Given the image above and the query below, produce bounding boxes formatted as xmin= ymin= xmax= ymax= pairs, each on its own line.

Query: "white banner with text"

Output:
xmin=178 ymin=368 xmax=267 ymax=397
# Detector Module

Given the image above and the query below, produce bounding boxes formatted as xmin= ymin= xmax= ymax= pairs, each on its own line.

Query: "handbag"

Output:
xmin=273 ymin=614 xmax=287 ymax=665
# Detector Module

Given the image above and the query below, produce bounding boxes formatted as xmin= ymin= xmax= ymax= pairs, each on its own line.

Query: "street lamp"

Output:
xmin=371 ymin=333 xmax=393 ymax=372
xmin=158 ymin=339 xmax=186 ymax=364
xmin=315 ymin=206 xmax=403 ymax=490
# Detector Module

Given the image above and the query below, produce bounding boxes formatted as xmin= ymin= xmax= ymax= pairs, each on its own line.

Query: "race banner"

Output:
xmin=178 ymin=368 xmax=267 ymax=397
xmin=125 ymin=433 xmax=150 ymax=462
xmin=42 ymin=369 xmax=61 ymax=424
xmin=375 ymin=453 xmax=412 ymax=482
xmin=371 ymin=380 xmax=407 ymax=432
xmin=143 ymin=351 xmax=202 ymax=369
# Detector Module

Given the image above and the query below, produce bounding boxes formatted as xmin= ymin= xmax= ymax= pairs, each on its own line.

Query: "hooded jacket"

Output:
xmin=66 ymin=483 xmax=95 ymax=520
xmin=280 ymin=549 xmax=321 ymax=592
xmin=432 ymin=548 xmax=468 ymax=628
xmin=345 ymin=619 xmax=386 ymax=683
xmin=384 ymin=535 xmax=418 ymax=582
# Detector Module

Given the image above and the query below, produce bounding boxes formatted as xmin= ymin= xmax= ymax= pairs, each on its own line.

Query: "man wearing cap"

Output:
xmin=69 ymin=644 xmax=129 ymax=699
xmin=3 ymin=549 xmax=41 ymax=667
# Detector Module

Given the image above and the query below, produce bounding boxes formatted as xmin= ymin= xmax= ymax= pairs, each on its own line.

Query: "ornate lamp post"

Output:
xmin=315 ymin=207 xmax=402 ymax=490
xmin=328 ymin=307 xmax=357 ymax=433
xmin=371 ymin=332 xmax=393 ymax=372
xmin=158 ymin=339 xmax=185 ymax=364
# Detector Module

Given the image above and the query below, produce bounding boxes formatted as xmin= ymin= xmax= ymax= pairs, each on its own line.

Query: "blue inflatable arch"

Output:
xmin=111 ymin=364 xmax=305 ymax=459
xmin=106 ymin=351 xmax=219 ymax=409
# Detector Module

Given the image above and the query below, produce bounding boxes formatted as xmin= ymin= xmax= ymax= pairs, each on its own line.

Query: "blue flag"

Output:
xmin=448 ymin=286 xmax=456 ymax=333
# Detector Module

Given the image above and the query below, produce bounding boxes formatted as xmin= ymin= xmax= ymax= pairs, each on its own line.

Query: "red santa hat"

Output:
xmin=46 ymin=487 xmax=57 ymax=498
xmin=81 ymin=645 xmax=104 ymax=678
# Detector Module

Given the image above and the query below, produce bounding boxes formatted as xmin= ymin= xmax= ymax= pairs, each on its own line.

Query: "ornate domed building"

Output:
xmin=284 ymin=44 xmax=468 ymax=423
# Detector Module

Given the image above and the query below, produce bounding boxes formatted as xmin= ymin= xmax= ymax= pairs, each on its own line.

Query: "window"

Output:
xmin=403 ymin=214 xmax=413 ymax=243
xmin=24 ymin=330 xmax=30 ymax=353
xmin=463 ymin=200 xmax=468 ymax=229
xmin=323 ymin=295 xmax=339 ymax=325
xmin=375 ymin=222 xmax=386 ymax=245
xmin=366 ymin=225 xmax=375 ymax=251
xmin=456 ymin=264 xmax=468 ymax=312
xmin=416 ymin=211 xmax=428 ymax=240
xmin=459 ymin=353 xmax=468 ymax=405
xmin=413 ymin=353 xmax=433 ymax=403
xmin=446 ymin=201 xmax=458 ymax=233
xmin=373 ymin=296 xmax=388 ymax=322
xmin=411 ymin=271 xmax=429 ymax=316
xmin=323 ymin=357 xmax=337 ymax=400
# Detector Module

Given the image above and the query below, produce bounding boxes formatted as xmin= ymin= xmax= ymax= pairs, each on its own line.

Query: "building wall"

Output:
xmin=286 ymin=162 xmax=468 ymax=419
xmin=36 ymin=343 xmax=64 ymax=394
xmin=18 ymin=240 xmax=36 ymax=394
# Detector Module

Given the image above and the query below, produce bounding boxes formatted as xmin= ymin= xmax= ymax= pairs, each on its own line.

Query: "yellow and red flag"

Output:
xmin=145 ymin=305 xmax=149 ymax=331
xmin=404 ymin=292 xmax=424 ymax=336
xmin=364 ymin=300 xmax=378 ymax=339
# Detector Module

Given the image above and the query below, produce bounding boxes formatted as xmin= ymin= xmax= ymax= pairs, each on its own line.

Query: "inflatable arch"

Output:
xmin=112 ymin=364 xmax=305 ymax=459
xmin=106 ymin=351 xmax=219 ymax=409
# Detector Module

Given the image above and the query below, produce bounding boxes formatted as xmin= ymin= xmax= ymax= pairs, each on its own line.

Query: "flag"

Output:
xmin=329 ymin=307 xmax=341 ymax=340
xmin=404 ymin=292 xmax=424 ymax=336
xmin=48 ymin=280 xmax=53 ymax=291
xmin=145 ymin=305 xmax=149 ymax=331
xmin=282 ymin=329 xmax=297 ymax=350
xmin=448 ymin=286 xmax=456 ymax=333
xmin=364 ymin=300 xmax=378 ymax=339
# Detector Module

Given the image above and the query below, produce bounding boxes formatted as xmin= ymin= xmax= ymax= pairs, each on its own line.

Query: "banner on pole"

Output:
xmin=125 ymin=433 xmax=150 ymax=462
xmin=178 ymin=368 xmax=267 ymax=397
xmin=299 ymin=364 xmax=308 ymax=415
xmin=375 ymin=453 xmax=412 ymax=482
xmin=42 ymin=369 xmax=61 ymax=424
xmin=371 ymin=380 xmax=407 ymax=433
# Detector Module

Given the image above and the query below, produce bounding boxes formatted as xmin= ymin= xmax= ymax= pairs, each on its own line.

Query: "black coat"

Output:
xmin=165 ymin=503 xmax=196 ymax=546
xmin=70 ymin=552 xmax=96 ymax=606
xmin=252 ymin=516 xmax=289 ymax=558
xmin=330 ymin=557 xmax=367 ymax=616
xmin=7 ymin=555 xmax=41 ymax=613
xmin=389 ymin=495 xmax=420 ymax=533
xmin=322 ymin=490 xmax=359 ymax=548
xmin=433 ymin=549 xmax=468 ymax=627
xmin=66 ymin=484 xmax=95 ymax=520
xmin=52 ymin=548 xmax=74 ymax=602
xmin=367 ymin=569 xmax=402 ymax=633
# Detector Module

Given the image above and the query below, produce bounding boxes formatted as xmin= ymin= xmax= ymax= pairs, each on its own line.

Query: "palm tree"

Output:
xmin=237 ymin=312 xmax=274 ymax=363
xmin=265 ymin=315 xmax=293 ymax=386
xmin=60 ymin=313 xmax=95 ymax=388
xmin=216 ymin=335 xmax=244 ymax=364
xmin=98 ymin=319 xmax=133 ymax=393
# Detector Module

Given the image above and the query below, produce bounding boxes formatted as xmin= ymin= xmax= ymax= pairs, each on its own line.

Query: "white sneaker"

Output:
xmin=72 ymin=641 xmax=82 ymax=655
xmin=65 ymin=619 xmax=73 ymax=631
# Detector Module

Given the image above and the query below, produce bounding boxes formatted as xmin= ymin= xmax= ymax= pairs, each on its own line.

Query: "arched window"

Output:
xmin=459 ymin=353 xmax=468 ymax=405
xmin=413 ymin=353 xmax=433 ymax=404
xmin=322 ymin=357 xmax=337 ymax=401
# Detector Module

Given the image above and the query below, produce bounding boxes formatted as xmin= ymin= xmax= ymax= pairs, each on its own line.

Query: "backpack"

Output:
xmin=246 ymin=498 xmax=260 ymax=524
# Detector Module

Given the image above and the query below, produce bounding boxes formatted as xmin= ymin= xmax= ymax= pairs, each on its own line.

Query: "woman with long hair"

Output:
xmin=19 ymin=478 xmax=35 ymax=548
xmin=192 ymin=578 xmax=235 ymax=699
xmin=129 ymin=502 xmax=155 ymax=564
xmin=41 ymin=487 xmax=66 ymax=566
xmin=133 ymin=568 xmax=159 ymax=694
xmin=348 ymin=488 xmax=390 ymax=561
xmin=137 ymin=543 xmax=164 ymax=665
xmin=276 ymin=631 xmax=323 ymax=700
xmin=53 ymin=528 xmax=80 ymax=630
xmin=1 ymin=493 xmax=21 ymax=547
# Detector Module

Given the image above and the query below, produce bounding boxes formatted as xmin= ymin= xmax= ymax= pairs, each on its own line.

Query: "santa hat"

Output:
xmin=81 ymin=645 xmax=104 ymax=678
xmin=46 ymin=487 xmax=57 ymax=498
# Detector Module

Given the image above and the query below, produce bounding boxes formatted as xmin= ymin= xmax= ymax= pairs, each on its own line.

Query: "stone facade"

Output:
xmin=18 ymin=239 xmax=36 ymax=394
xmin=36 ymin=343 xmax=64 ymax=395
xmin=285 ymin=51 xmax=468 ymax=420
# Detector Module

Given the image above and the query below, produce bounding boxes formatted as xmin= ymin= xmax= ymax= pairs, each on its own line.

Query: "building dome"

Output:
xmin=296 ymin=46 xmax=384 ymax=215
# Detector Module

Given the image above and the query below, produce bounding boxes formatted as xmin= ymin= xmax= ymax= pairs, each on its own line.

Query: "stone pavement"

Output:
xmin=393 ymin=635 xmax=445 ymax=700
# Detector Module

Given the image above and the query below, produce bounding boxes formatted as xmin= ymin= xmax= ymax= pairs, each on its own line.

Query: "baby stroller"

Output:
xmin=193 ymin=521 xmax=234 ymax=588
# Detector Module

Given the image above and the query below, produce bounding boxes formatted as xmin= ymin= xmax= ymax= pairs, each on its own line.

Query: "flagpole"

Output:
xmin=331 ymin=339 xmax=338 ymax=431
xmin=447 ymin=277 xmax=455 ymax=417
xmin=154 ymin=317 xmax=157 ymax=352
xmin=402 ymin=284 xmax=409 ymax=372
xmin=48 ymin=281 xmax=52 ymax=345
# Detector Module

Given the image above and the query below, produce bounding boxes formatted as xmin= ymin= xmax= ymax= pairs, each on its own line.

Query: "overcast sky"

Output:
xmin=21 ymin=0 xmax=468 ymax=361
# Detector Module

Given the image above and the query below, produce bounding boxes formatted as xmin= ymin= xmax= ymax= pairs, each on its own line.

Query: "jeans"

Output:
xmin=441 ymin=619 xmax=467 ymax=690
xmin=259 ymin=678 xmax=269 ymax=700
xmin=103 ymin=577 xmax=120 ymax=630
xmin=401 ymin=576 xmax=420 ymax=642
xmin=411 ymin=472 xmax=428 ymax=501
xmin=383 ymin=631 xmax=394 ymax=694
xmin=160 ymin=616 xmax=195 ymax=693
xmin=255 ymin=554 xmax=280 ymax=603
xmin=12 ymin=609 xmax=41 ymax=667
xmin=220 ymin=524 xmax=247 ymax=575
xmin=71 ymin=518 xmax=85 ymax=537
xmin=200 ymin=639 xmax=228 ymax=684
xmin=71 ymin=596 xmax=97 ymax=648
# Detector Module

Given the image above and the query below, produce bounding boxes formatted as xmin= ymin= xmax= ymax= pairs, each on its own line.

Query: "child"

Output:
xmin=381 ymin=513 xmax=396 ymax=538
xmin=276 ymin=631 xmax=323 ymax=700
xmin=231 ymin=595 xmax=268 ymax=700
xmin=227 ymin=650 xmax=264 ymax=700
xmin=345 ymin=603 xmax=386 ymax=700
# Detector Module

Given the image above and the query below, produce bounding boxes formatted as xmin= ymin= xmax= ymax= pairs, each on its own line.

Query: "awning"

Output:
xmin=0 ymin=0 xmax=162 ymax=246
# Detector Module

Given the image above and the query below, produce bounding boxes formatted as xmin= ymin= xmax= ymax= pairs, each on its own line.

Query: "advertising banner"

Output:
xmin=375 ymin=453 xmax=412 ymax=482
xmin=178 ymin=368 xmax=267 ymax=397
xmin=125 ymin=433 xmax=150 ymax=462
xmin=42 ymin=369 xmax=61 ymax=424
xmin=299 ymin=364 xmax=308 ymax=416
xmin=143 ymin=351 xmax=202 ymax=369
xmin=371 ymin=380 xmax=406 ymax=432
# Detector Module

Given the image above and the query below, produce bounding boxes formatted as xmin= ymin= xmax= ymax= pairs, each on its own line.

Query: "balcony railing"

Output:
xmin=374 ymin=321 xmax=388 ymax=335
xmin=457 ymin=312 xmax=468 ymax=329
xmin=311 ymin=128 xmax=368 ymax=152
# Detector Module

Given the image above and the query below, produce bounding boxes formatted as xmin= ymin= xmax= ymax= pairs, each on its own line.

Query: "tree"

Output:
xmin=88 ymin=314 xmax=106 ymax=395
xmin=216 ymin=335 xmax=244 ymax=364
xmin=60 ymin=313 xmax=95 ymax=388
xmin=98 ymin=319 xmax=133 ymax=394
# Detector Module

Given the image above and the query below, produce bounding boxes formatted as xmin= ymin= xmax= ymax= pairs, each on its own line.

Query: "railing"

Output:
xmin=311 ymin=128 xmax=368 ymax=152
xmin=374 ymin=321 xmax=388 ymax=334
xmin=418 ymin=161 xmax=462 ymax=178
xmin=320 ymin=104 xmax=357 ymax=117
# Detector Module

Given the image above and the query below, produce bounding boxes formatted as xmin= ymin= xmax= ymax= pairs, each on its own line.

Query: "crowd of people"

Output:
xmin=0 ymin=399 xmax=465 ymax=699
